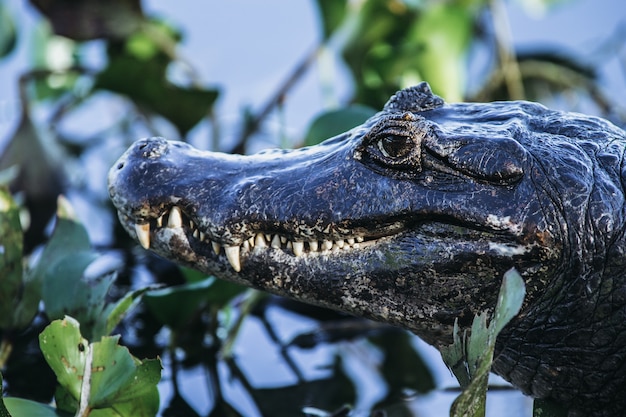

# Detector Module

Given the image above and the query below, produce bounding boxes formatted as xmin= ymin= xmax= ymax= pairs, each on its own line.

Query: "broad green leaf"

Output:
xmin=4 ymin=398 xmax=72 ymax=417
xmin=304 ymin=106 xmax=376 ymax=146
xmin=39 ymin=318 xmax=161 ymax=416
xmin=39 ymin=317 xmax=88 ymax=401
xmin=87 ymin=337 xmax=161 ymax=410
xmin=29 ymin=196 xmax=91 ymax=285
xmin=42 ymin=251 xmax=116 ymax=341
xmin=0 ymin=397 xmax=72 ymax=417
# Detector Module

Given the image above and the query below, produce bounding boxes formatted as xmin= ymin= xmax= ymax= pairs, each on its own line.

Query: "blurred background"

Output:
xmin=0 ymin=0 xmax=624 ymax=416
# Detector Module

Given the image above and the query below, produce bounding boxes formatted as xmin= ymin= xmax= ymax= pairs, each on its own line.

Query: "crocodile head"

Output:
xmin=109 ymin=83 xmax=626 ymax=415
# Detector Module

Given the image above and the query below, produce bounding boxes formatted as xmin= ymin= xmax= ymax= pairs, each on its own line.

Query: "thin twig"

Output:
xmin=488 ymin=0 xmax=525 ymax=100
xmin=230 ymin=45 xmax=321 ymax=154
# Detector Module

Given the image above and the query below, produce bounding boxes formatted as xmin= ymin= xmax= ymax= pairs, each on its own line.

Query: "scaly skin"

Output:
xmin=108 ymin=83 xmax=626 ymax=416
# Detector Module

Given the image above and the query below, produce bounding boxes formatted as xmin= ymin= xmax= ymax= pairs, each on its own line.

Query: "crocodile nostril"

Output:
xmin=117 ymin=162 xmax=125 ymax=170
xmin=138 ymin=143 xmax=148 ymax=150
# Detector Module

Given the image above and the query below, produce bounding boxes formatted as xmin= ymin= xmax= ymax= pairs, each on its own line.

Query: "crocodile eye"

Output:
xmin=377 ymin=135 xmax=413 ymax=158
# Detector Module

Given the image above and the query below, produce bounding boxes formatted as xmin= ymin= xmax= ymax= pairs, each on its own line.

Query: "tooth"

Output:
xmin=224 ymin=245 xmax=241 ymax=272
xmin=243 ymin=240 xmax=250 ymax=251
xmin=292 ymin=241 xmax=304 ymax=256
xmin=286 ymin=241 xmax=292 ymax=250
xmin=168 ymin=206 xmax=183 ymax=228
xmin=255 ymin=233 xmax=267 ymax=248
xmin=271 ymin=235 xmax=281 ymax=249
xmin=189 ymin=219 xmax=194 ymax=228
xmin=309 ymin=241 xmax=318 ymax=252
xmin=248 ymin=237 xmax=255 ymax=247
xmin=212 ymin=241 xmax=221 ymax=255
xmin=135 ymin=223 xmax=150 ymax=249
xmin=322 ymin=240 xmax=332 ymax=251
xmin=347 ymin=238 xmax=355 ymax=245
xmin=199 ymin=231 xmax=206 ymax=241
xmin=265 ymin=233 xmax=271 ymax=241
xmin=280 ymin=236 xmax=287 ymax=244
xmin=356 ymin=236 xmax=364 ymax=243
xmin=353 ymin=243 xmax=361 ymax=249
xmin=156 ymin=216 xmax=163 ymax=227
xmin=193 ymin=229 xmax=199 ymax=239
xmin=335 ymin=239 xmax=345 ymax=249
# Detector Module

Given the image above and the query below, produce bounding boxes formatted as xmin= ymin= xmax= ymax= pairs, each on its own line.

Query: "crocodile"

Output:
xmin=108 ymin=83 xmax=626 ymax=416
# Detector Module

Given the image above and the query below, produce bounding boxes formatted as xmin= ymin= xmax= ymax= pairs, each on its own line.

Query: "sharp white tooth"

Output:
xmin=255 ymin=233 xmax=267 ymax=248
xmin=356 ymin=236 xmax=364 ymax=243
xmin=292 ymin=241 xmax=304 ymax=256
xmin=265 ymin=233 xmax=271 ymax=241
xmin=271 ymin=234 xmax=281 ymax=249
xmin=212 ymin=241 xmax=221 ymax=255
xmin=156 ymin=216 xmax=163 ymax=227
xmin=248 ymin=237 xmax=255 ymax=247
xmin=309 ymin=241 xmax=318 ymax=252
xmin=335 ymin=239 xmax=345 ymax=249
xmin=135 ymin=223 xmax=150 ymax=249
xmin=167 ymin=206 xmax=183 ymax=228
xmin=280 ymin=236 xmax=287 ymax=244
xmin=189 ymin=219 xmax=194 ymax=228
xmin=286 ymin=241 xmax=292 ymax=250
xmin=193 ymin=229 xmax=199 ymax=239
xmin=243 ymin=240 xmax=250 ymax=251
xmin=322 ymin=240 xmax=332 ymax=251
xmin=224 ymin=245 xmax=241 ymax=272
xmin=347 ymin=238 xmax=355 ymax=245
xmin=199 ymin=231 xmax=206 ymax=241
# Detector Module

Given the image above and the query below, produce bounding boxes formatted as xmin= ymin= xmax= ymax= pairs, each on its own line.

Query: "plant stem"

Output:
xmin=0 ymin=336 xmax=13 ymax=369
xmin=489 ymin=0 xmax=524 ymax=100
xmin=75 ymin=343 xmax=93 ymax=417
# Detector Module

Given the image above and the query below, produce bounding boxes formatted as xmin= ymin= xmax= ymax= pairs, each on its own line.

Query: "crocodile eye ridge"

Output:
xmin=357 ymin=112 xmax=431 ymax=177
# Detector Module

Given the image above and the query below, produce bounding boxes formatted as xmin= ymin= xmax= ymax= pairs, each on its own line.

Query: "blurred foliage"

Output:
xmin=0 ymin=0 xmax=624 ymax=416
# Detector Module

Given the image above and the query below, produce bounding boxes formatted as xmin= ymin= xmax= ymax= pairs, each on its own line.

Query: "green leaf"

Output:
xmin=29 ymin=196 xmax=91 ymax=286
xmin=441 ymin=269 xmax=526 ymax=417
xmin=313 ymin=0 xmax=348 ymax=39
xmin=143 ymin=277 xmax=245 ymax=329
xmin=94 ymin=21 xmax=219 ymax=136
xmin=304 ymin=105 xmax=376 ymax=146
xmin=39 ymin=318 xmax=161 ymax=416
xmin=3 ymin=398 xmax=72 ymax=417
xmin=0 ymin=187 xmax=25 ymax=328
xmin=0 ymin=2 xmax=17 ymax=60
xmin=101 ymin=286 xmax=158 ymax=337
xmin=408 ymin=3 xmax=474 ymax=102
xmin=39 ymin=317 xmax=89 ymax=401
xmin=491 ymin=269 xmax=526 ymax=335
xmin=87 ymin=337 xmax=161 ymax=410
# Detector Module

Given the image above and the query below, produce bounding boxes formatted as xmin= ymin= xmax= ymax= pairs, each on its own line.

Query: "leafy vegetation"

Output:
xmin=0 ymin=0 xmax=623 ymax=416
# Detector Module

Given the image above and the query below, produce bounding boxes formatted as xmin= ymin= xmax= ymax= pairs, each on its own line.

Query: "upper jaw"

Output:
xmin=119 ymin=203 xmax=381 ymax=273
